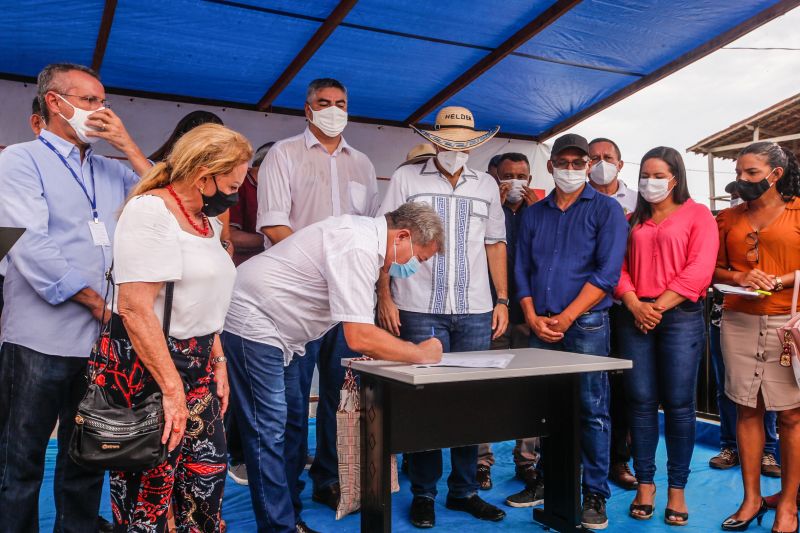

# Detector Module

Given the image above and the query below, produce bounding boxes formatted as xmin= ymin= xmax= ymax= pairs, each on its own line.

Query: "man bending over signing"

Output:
xmin=221 ymin=201 xmax=444 ymax=533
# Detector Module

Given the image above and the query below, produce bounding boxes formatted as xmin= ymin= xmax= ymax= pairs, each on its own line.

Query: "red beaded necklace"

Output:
xmin=166 ymin=185 xmax=210 ymax=237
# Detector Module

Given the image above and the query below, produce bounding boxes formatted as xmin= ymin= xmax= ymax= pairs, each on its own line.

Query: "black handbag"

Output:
xmin=69 ymin=277 xmax=175 ymax=472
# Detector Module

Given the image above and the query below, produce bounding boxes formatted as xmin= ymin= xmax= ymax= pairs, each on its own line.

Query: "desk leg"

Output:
xmin=534 ymin=373 xmax=582 ymax=532
xmin=360 ymin=375 xmax=392 ymax=532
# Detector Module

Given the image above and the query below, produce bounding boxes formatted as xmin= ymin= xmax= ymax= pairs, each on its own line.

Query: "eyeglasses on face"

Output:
xmin=57 ymin=93 xmax=110 ymax=109
xmin=552 ymin=159 xmax=588 ymax=170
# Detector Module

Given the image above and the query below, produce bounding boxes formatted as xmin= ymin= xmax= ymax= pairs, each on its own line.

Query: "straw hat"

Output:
xmin=402 ymin=143 xmax=437 ymax=166
xmin=411 ymin=106 xmax=499 ymax=152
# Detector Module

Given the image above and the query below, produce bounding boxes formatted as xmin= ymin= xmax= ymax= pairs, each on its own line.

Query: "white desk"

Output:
xmin=347 ymin=348 xmax=631 ymax=385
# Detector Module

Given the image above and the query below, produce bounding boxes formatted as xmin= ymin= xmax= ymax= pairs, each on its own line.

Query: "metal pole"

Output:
xmin=708 ymin=154 xmax=716 ymax=211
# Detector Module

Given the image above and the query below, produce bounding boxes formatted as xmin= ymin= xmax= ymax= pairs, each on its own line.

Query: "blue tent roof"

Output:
xmin=1 ymin=0 xmax=795 ymax=140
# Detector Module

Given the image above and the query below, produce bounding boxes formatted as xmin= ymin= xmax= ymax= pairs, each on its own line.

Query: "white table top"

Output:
xmin=343 ymin=348 xmax=632 ymax=385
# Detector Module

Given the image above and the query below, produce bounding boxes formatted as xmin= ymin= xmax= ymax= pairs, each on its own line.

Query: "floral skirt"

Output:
xmin=93 ymin=315 xmax=226 ymax=532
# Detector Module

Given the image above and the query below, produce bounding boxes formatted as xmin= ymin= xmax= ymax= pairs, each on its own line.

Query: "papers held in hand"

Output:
xmin=713 ymin=283 xmax=771 ymax=298
xmin=414 ymin=353 xmax=515 ymax=369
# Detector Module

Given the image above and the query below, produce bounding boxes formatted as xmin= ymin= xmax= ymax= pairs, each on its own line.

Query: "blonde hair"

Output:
xmin=131 ymin=123 xmax=252 ymax=197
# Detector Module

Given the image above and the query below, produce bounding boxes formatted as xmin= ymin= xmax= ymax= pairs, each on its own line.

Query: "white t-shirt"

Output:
xmin=224 ymin=214 xmax=386 ymax=365
xmin=113 ymin=194 xmax=237 ymax=339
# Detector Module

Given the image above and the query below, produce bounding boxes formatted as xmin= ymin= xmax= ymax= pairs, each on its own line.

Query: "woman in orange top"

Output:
xmin=714 ymin=141 xmax=800 ymax=533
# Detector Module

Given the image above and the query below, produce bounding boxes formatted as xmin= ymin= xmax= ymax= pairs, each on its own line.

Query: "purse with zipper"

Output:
xmin=69 ymin=272 xmax=174 ymax=471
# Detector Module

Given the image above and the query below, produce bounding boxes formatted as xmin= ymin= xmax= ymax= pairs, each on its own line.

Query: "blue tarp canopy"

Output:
xmin=1 ymin=0 xmax=796 ymax=140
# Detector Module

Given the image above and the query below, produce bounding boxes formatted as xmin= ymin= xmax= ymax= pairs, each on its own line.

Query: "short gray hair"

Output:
xmin=306 ymin=78 xmax=347 ymax=104
xmin=385 ymin=202 xmax=445 ymax=253
xmin=37 ymin=63 xmax=100 ymax=121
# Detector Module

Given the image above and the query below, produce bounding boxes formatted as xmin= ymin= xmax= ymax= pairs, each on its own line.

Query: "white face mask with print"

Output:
xmin=552 ymin=168 xmax=587 ymax=193
xmin=57 ymin=94 xmax=104 ymax=144
xmin=589 ymin=160 xmax=619 ymax=185
xmin=436 ymin=150 xmax=469 ymax=175
xmin=310 ymin=106 xmax=348 ymax=137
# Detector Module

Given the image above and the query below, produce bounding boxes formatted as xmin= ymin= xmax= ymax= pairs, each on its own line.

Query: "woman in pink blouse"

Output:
xmin=614 ymin=147 xmax=719 ymax=526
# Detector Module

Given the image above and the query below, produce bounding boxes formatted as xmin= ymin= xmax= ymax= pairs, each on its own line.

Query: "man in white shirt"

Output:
xmin=588 ymin=138 xmax=637 ymax=215
xmin=587 ymin=137 xmax=639 ymax=492
xmin=223 ymin=202 xmax=444 ymax=533
xmin=256 ymin=78 xmax=380 ymax=513
xmin=377 ymin=106 xmax=509 ymax=528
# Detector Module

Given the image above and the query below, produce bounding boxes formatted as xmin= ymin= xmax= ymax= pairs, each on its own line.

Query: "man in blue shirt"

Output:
xmin=515 ymin=133 xmax=627 ymax=530
xmin=0 ymin=63 xmax=149 ymax=532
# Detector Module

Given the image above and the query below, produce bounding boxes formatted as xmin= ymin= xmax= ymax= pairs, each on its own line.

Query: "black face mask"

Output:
xmin=201 ymin=177 xmax=239 ymax=217
xmin=735 ymin=175 xmax=772 ymax=202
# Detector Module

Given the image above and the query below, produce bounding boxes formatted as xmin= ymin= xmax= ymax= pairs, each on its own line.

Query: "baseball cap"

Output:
xmin=551 ymin=133 xmax=589 ymax=157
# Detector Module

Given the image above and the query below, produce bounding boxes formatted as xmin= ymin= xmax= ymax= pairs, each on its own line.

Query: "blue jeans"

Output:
xmin=618 ymin=301 xmax=704 ymax=489
xmin=399 ymin=310 xmax=492 ymax=499
xmin=305 ymin=323 xmax=357 ymax=491
xmin=528 ymin=310 xmax=612 ymax=499
xmin=222 ymin=332 xmax=303 ymax=533
xmin=0 ymin=343 xmax=104 ymax=533
xmin=709 ymin=323 xmax=778 ymax=454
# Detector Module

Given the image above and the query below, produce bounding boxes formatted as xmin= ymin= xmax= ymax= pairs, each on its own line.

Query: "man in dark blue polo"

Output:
xmin=515 ymin=133 xmax=627 ymax=530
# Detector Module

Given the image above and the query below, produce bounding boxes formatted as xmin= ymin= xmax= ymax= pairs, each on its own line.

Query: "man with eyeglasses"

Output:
xmin=515 ymin=133 xmax=628 ymax=530
xmin=0 ymin=62 xmax=149 ymax=532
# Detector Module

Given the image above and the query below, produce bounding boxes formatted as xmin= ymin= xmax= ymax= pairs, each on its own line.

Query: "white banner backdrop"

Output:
xmin=0 ymin=79 xmax=552 ymax=197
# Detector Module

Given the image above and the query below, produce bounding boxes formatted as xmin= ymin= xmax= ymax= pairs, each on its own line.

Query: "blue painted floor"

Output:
xmin=40 ymin=419 xmax=784 ymax=532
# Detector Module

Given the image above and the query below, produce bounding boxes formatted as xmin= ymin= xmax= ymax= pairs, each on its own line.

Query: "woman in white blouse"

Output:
xmin=108 ymin=124 xmax=250 ymax=531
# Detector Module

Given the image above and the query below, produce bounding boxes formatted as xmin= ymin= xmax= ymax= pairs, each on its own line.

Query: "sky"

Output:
xmin=566 ymin=5 xmax=800 ymax=208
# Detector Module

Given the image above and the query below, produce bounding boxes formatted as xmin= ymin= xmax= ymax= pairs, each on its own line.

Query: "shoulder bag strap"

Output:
xmin=792 ymin=271 xmax=800 ymax=317
xmin=162 ymin=281 xmax=174 ymax=339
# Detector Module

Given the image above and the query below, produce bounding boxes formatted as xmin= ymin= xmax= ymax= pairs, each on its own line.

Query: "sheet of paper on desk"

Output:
xmin=414 ymin=353 xmax=515 ymax=369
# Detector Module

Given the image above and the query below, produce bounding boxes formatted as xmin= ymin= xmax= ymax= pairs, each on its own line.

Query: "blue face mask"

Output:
xmin=389 ymin=238 xmax=421 ymax=279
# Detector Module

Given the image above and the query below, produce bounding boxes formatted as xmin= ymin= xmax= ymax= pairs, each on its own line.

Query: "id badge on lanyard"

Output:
xmin=39 ymin=136 xmax=110 ymax=247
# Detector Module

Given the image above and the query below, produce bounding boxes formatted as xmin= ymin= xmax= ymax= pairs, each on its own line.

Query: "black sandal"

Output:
xmin=629 ymin=485 xmax=656 ymax=520
xmin=665 ymin=508 xmax=689 ymax=526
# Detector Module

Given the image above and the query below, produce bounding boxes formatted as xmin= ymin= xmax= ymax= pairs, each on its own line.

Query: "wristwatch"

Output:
xmin=774 ymin=277 xmax=785 ymax=292
xmin=497 ymin=298 xmax=510 ymax=307
xmin=212 ymin=356 xmax=227 ymax=365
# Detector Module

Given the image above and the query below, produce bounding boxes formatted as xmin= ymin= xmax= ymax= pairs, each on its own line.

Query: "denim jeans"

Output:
xmin=617 ymin=301 xmax=704 ymax=489
xmin=305 ymin=323 xmax=357 ymax=491
xmin=0 ymin=343 xmax=104 ymax=533
xmin=222 ymin=332 xmax=302 ymax=532
xmin=528 ymin=310 xmax=612 ymax=499
xmin=399 ymin=310 xmax=492 ymax=499
xmin=709 ymin=323 xmax=778 ymax=454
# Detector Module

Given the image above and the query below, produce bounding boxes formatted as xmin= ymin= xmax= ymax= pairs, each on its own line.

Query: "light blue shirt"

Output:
xmin=0 ymin=130 xmax=139 ymax=357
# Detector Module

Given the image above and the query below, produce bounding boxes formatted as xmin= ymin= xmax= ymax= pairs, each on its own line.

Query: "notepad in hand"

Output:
xmin=414 ymin=353 xmax=515 ymax=369
xmin=713 ymin=283 xmax=767 ymax=298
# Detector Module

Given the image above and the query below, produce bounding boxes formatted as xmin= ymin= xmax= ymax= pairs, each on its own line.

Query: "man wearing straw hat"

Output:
xmin=377 ymin=106 xmax=508 ymax=528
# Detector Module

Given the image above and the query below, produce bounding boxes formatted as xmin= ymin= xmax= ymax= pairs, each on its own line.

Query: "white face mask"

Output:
xmin=436 ymin=150 xmax=469 ymax=175
xmin=638 ymin=176 xmax=675 ymax=204
xmin=310 ymin=106 xmax=348 ymax=137
xmin=589 ymin=160 xmax=619 ymax=185
xmin=505 ymin=179 xmax=529 ymax=203
xmin=56 ymin=94 xmax=104 ymax=144
xmin=552 ymin=168 xmax=587 ymax=193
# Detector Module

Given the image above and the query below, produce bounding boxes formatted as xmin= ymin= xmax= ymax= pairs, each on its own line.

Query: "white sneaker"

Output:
xmin=228 ymin=463 xmax=248 ymax=486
